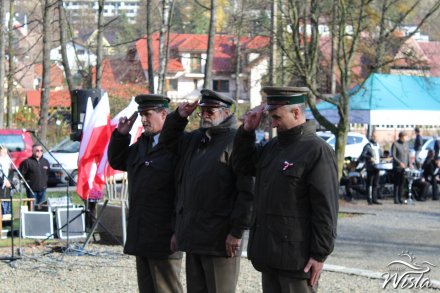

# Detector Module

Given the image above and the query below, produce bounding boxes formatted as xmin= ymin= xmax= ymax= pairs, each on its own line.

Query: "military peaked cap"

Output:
xmin=135 ymin=94 xmax=170 ymax=112
xmin=199 ymin=89 xmax=235 ymax=108
xmin=262 ymin=86 xmax=309 ymax=111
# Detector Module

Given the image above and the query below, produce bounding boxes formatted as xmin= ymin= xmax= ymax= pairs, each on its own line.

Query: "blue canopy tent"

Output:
xmin=306 ymin=74 xmax=440 ymax=126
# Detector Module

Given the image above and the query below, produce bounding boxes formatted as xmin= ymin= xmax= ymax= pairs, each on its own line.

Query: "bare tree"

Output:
xmin=6 ymin=0 xmax=15 ymax=127
xmin=58 ymin=0 xmax=75 ymax=92
xmin=95 ymin=0 xmax=105 ymax=89
xmin=203 ymin=0 xmax=216 ymax=89
xmin=233 ymin=0 xmax=246 ymax=102
xmin=268 ymin=0 xmax=277 ymax=86
xmin=278 ymin=0 xmax=440 ymax=177
xmin=146 ymin=0 xmax=155 ymax=93
xmin=37 ymin=0 xmax=55 ymax=143
xmin=0 ymin=0 xmax=6 ymax=127
xmin=157 ymin=0 xmax=173 ymax=94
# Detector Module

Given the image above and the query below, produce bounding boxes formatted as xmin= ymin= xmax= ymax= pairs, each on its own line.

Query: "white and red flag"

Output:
xmin=96 ymin=97 xmax=143 ymax=181
xmin=76 ymin=93 xmax=111 ymax=200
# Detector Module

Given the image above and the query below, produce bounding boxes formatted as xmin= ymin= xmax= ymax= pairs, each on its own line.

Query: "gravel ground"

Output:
xmin=1 ymin=197 xmax=440 ymax=292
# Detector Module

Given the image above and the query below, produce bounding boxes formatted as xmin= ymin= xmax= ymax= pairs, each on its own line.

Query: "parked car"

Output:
xmin=415 ymin=137 xmax=440 ymax=164
xmin=317 ymin=131 xmax=369 ymax=159
xmin=0 ymin=129 xmax=33 ymax=167
xmin=45 ymin=137 xmax=126 ymax=187
xmin=45 ymin=138 xmax=80 ymax=186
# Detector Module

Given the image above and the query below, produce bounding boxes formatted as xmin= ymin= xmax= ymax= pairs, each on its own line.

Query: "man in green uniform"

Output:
xmin=108 ymin=94 xmax=183 ymax=293
xmin=233 ymin=86 xmax=339 ymax=292
xmin=159 ymin=89 xmax=254 ymax=293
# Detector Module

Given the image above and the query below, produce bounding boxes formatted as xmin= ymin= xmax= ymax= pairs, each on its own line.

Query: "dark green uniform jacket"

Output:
xmin=108 ymin=130 xmax=180 ymax=259
xmin=159 ymin=111 xmax=254 ymax=256
xmin=233 ymin=120 xmax=338 ymax=278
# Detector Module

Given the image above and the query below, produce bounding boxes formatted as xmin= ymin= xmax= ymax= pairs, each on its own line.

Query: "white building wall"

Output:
xmin=50 ymin=43 xmax=97 ymax=74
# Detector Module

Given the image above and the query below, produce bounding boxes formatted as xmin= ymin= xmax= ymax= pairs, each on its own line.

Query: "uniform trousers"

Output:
xmin=186 ymin=253 xmax=240 ymax=293
xmin=262 ymin=272 xmax=317 ymax=293
xmin=136 ymin=255 xmax=183 ymax=293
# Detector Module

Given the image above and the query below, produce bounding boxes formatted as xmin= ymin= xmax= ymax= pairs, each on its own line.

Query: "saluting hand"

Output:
xmin=117 ymin=112 xmax=138 ymax=135
xmin=243 ymin=104 xmax=265 ymax=132
xmin=178 ymin=100 xmax=199 ymax=118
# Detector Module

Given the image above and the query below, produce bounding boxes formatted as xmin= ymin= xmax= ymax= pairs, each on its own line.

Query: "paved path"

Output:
xmin=325 ymin=197 xmax=440 ymax=290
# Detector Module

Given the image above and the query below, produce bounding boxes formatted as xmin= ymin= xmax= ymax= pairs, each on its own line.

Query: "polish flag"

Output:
xmin=76 ymin=93 xmax=111 ymax=200
xmin=96 ymin=97 xmax=143 ymax=180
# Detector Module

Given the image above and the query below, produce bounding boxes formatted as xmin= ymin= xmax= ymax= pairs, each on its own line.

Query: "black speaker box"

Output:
xmin=70 ymin=88 xmax=103 ymax=138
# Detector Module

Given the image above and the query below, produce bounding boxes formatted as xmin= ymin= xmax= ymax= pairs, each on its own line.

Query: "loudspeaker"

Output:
xmin=70 ymin=88 xmax=103 ymax=140
xmin=21 ymin=211 xmax=54 ymax=239
xmin=56 ymin=207 xmax=86 ymax=239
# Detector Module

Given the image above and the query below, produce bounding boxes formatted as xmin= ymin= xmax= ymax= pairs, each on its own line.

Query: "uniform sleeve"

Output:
xmin=307 ymin=144 xmax=339 ymax=262
xmin=108 ymin=129 xmax=132 ymax=171
xmin=229 ymin=172 xmax=254 ymax=239
xmin=232 ymin=125 xmax=262 ymax=176
xmin=158 ymin=110 xmax=189 ymax=155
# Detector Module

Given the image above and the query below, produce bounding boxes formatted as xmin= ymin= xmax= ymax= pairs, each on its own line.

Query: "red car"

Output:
xmin=0 ymin=129 xmax=34 ymax=168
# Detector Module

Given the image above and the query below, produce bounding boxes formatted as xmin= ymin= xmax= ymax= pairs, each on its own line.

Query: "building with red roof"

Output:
xmin=128 ymin=32 xmax=270 ymax=106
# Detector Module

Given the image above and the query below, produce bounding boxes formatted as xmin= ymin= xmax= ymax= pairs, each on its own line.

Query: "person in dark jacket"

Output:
xmin=108 ymin=94 xmax=183 ymax=293
xmin=414 ymin=128 xmax=422 ymax=168
xmin=0 ymin=145 xmax=14 ymax=215
xmin=391 ymin=131 xmax=411 ymax=204
xmin=233 ymin=86 xmax=338 ymax=292
xmin=359 ymin=132 xmax=382 ymax=205
xmin=159 ymin=89 xmax=254 ymax=293
xmin=422 ymin=149 xmax=439 ymax=200
xmin=19 ymin=144 xmax=50 ymax=205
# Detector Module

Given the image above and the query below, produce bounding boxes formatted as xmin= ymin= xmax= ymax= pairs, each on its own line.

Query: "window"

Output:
xmin=165 ymin=79 xmax=178 ymax=91
xmin=212 ymin=80 xmax=229 ymax=92
xmin=190 ymin=54 xmax=202 ymax=73
xmin=0 ymin=135 xmax=25 ymax=152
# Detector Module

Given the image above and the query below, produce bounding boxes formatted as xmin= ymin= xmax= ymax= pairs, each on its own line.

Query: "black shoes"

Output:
xmin=372 ymin=201 xmax=382 ymax=205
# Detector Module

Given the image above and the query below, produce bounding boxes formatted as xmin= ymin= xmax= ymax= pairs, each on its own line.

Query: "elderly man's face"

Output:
xmin=199 ymin=107 xmax=228 ymax=128
xmin=139 ymin=109 xmax=166 ymax=135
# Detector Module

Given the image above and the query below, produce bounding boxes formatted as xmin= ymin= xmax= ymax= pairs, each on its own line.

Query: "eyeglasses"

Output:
xmin=196 ymin=108 xmax=223 ymax=117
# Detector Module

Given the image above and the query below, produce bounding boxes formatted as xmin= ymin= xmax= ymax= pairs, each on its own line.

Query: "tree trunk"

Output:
xmin=6 ymin=0 xmax=15 ymax=127
xmin=203 ymin=0 xmax=216 ymax=90
xmin=146 ymin=0 xmax=155 ymax=93
xmin=0 ymin=0 xmax=6 ymax=127
xmin=157 ymin=0 xmax=172 ymax=95
xmin=38 ymin=0 xmax=54 ymax=144
xmin=58 ymin=0 xmax=75 ymax=92
xmin=269 ymin=0 xmax=277 ymax=86
xmin=95 ymin=0 xmax=105 ymax=89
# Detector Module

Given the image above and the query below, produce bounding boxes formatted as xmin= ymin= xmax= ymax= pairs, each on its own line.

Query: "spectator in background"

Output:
xmin=0 ymin=145 xmax=14 ymax=215
xmin=434 ymin=136 xmax=440 ymax=159
xmin=359 ymin=132 xmax=382 ymax=205
xmin=260 ymin=132 xmax=270 ymax=145
xmin=422 ymin=149 xmax=439 ymax=200
xmin=391 ymin=131 xmax=411 ymax=204
xmin=414 ymin=128 xmax=422 ymax=169
xmin=19 ymin=144 xmax=50 ymax=206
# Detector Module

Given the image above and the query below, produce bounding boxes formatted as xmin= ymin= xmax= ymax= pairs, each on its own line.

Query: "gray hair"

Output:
xmin=284 ymin=103 xmax=306 ymax=115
